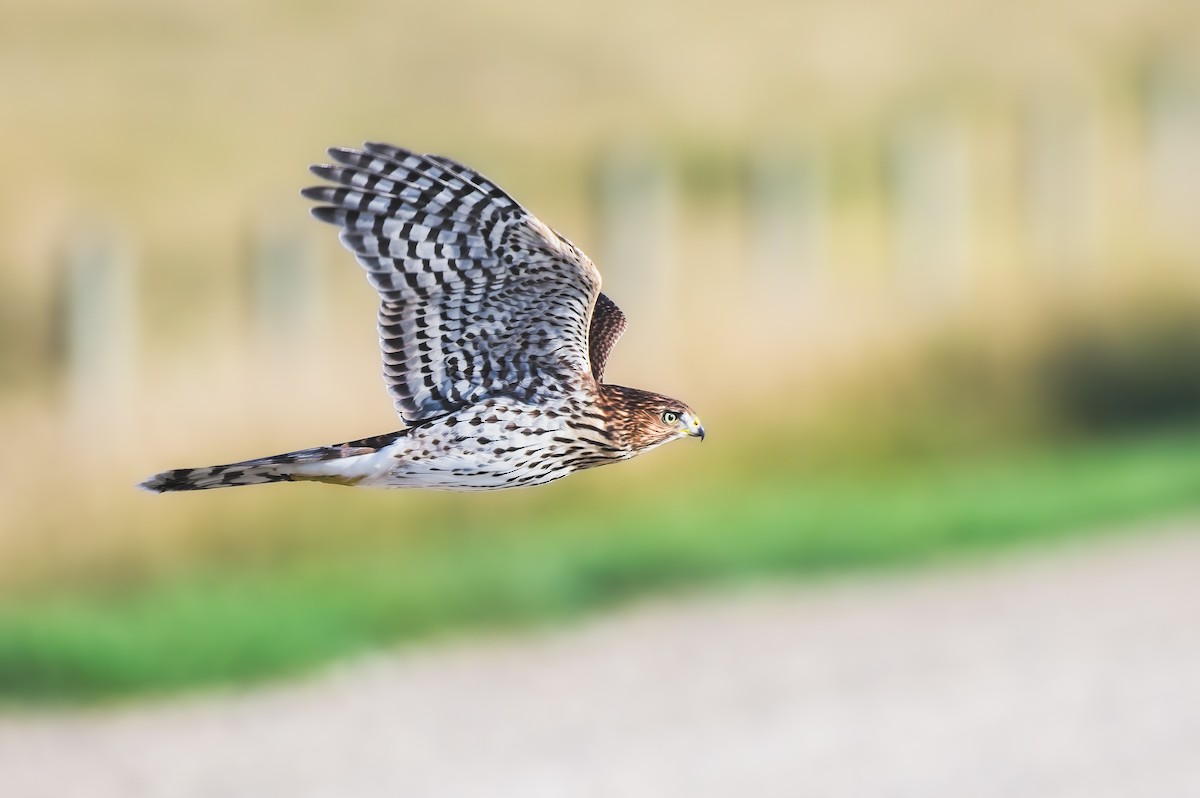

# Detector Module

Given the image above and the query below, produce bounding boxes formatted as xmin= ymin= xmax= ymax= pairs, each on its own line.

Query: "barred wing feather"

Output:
xmin=587 ymin=292 xmax=627 ymax=382
xmin=303 ymin=143 xmax=602 ymax=423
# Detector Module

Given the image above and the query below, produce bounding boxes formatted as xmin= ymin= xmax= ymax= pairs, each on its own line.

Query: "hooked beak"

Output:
xmin=686 ymin=416 xmax=706 ymax=441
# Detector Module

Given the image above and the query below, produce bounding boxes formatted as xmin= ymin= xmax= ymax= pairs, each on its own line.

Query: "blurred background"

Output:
xmin=1 ymin=0 xmax=1200 ymax=789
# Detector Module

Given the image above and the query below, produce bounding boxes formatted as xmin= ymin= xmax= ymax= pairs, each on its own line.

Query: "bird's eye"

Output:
xmin=662 ymin=411 xmax=679 ymax=424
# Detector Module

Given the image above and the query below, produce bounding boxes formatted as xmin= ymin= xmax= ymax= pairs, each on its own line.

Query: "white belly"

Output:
xmin=352 ymin=402 xmax=618 ymax=491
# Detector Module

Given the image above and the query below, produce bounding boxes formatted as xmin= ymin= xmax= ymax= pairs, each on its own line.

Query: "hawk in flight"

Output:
xmin=141 ymin=143 xmax=704 ymax=492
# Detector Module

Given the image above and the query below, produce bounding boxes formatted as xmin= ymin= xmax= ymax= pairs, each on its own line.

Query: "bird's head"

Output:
xmin=599 ymin=384 xmax=705 ymax=453
xmin=648 ymin=401 xmax=705 ymax=444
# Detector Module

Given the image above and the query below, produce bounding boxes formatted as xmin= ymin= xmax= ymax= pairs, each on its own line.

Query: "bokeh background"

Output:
xmin=2 ymin=0 xmax=1200 ymax=774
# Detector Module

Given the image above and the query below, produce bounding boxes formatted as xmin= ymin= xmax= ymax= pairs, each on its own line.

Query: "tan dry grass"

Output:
xmin=2 ymin=0 xmax=1199 ymax=581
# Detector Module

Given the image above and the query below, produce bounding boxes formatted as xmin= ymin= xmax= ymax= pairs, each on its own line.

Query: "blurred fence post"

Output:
xmin=54 ymin=225 xmax=136 ymax=425
xmin=747 ymin=145 xmax=829 ymax=304
xmin=247 ymin=219 xmax=323 ymax=364
xmin=592 ymin=148 xmax=677 ymax=364
xmin=886 ymin=110 xmax=972 ymax=301
xmin=1020 ymin=92 xmax=1103 ymax=277
xmin=1142 ymin=59 xmax=1200 ymax=249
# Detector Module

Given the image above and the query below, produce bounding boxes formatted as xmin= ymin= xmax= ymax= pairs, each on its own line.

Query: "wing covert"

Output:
xmin=303 ymin=143 xmax=602 ymax=423
xmin=588 ymin=292 xmax=627 ymax=382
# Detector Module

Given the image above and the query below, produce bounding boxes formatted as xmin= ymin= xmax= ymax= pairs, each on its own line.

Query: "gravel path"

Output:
xmin=2 ymin=525 xmax=1199 ymax=798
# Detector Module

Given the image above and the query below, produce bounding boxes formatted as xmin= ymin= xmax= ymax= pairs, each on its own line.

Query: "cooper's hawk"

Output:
xmin=140 ymin=143 xmax=704 ymax=492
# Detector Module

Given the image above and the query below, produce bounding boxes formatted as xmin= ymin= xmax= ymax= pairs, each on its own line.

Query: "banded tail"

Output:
xmin=138 ymin=431 xmax=404 ymax=493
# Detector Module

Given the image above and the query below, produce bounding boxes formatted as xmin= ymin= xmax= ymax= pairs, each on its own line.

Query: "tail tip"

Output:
xmin=136 ymin=469 xmax=194 ymax=493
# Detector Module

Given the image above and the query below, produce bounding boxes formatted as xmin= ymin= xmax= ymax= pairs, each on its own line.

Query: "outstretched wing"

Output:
xmin=303 ymin=143 xmax=602 ymax=423
xmin=588 ymin=292 xmax=627 ymax=382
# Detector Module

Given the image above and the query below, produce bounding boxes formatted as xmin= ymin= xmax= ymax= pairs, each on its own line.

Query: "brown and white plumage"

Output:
xmin=140 ymin=143 xmax=703 ymax=493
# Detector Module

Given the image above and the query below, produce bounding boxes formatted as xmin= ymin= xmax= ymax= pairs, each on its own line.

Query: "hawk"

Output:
xmin=140 ymin=143 xmax=704 ymax=493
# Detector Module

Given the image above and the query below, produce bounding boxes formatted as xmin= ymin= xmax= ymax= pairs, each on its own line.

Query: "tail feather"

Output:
xmin=138 ymin=431 xmax=404 ymax=493
xmin=138 ymin=462 xmax=296 ymax=493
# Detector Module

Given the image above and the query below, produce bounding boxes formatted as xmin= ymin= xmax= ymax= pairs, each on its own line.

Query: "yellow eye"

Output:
xmin=661 ymin=411 xmax=679 ymax=424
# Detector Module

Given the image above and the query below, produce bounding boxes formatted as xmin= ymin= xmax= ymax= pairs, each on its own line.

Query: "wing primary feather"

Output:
xmin=304 ymin=143 xmax=604 ymax=422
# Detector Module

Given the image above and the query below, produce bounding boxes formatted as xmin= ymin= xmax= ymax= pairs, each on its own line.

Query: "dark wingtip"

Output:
xmin=327 ymin=145 xmax=358 ymax=160
xmin=309 ymin=206 xmax=341 ymax=224
xmin=299 ymin=185 xmax=332 ymax=203
xmin=362 ymin=141 xmax=413 ymax=161
xmin=305 ymin=164 xmax=332 ymax=181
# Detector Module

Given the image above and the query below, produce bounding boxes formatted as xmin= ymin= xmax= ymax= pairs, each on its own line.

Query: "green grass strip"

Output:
xmin=2 ymin=431 xmax=1199 ymax=703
